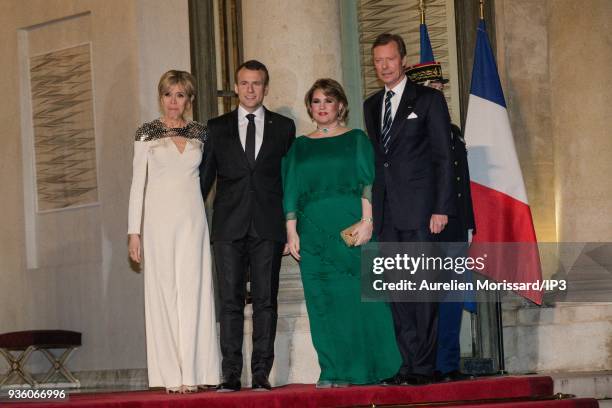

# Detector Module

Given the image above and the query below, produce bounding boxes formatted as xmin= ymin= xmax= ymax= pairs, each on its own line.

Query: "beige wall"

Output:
xmin=496 ymin=0 xmax=612 ymax=249
xmin=549 ymin=0 xmax=612 ymax=242
xmin=0 ymin=0 xmax=190 ymax=372
xmin=136 ymin=0 xmax=192 ymax=122
xmin=241 ymin=0 xmax=343 ymax=135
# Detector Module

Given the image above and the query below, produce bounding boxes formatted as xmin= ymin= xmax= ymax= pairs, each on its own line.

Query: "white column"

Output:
xmin=241 ymin=0 xmax=344 ymax=135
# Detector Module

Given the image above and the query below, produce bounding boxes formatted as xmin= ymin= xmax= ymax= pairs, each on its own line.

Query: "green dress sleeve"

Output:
xmin=355 ymin=129 xmax=375 ymax=202
xmin=282 ymin=142 xmax=299 ymax=220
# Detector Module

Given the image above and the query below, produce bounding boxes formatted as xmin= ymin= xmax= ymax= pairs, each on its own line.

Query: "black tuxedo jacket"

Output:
xmin=200 ymin=107 xmax=296 ymax=242
xmin=363 ymin=78 xmax=454 ymax=234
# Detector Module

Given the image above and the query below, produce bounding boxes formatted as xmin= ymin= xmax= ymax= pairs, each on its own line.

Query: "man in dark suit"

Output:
xmin=363 ymin=33 xmax=454 ymax=385
xmin=200 ymin=60 xmax=296 ymax=392
xmin=407 ymin=61 xmax=477 ymax=382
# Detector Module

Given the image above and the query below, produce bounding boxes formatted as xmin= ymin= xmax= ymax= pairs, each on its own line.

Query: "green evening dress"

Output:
xmin=282 ymin=129 xmax=400 ymax=384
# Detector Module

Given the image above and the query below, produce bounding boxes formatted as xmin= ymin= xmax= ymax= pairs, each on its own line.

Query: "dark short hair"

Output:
xmin=234 ymin=59 xmax=269 ymax=86
xmin=371 ymin=33 xmax=407 ymax=59
xmin=304 ymin=78 xmax=350 ymax=123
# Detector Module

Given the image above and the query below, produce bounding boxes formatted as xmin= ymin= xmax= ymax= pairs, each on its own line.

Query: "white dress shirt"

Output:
xmin=380 ymin=74 xmax=408 ymax=130
xmin=238 ymin=105 xmax=265 ymax=158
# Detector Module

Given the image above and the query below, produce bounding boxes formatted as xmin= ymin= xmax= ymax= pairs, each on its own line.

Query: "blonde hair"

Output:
xmin=157 ymin=70 xmax=196 ymax=113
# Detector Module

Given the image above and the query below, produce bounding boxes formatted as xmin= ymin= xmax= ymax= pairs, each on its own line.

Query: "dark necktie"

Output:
xmin=381 ymin=90 xmax=395 ymax=153
xmin=245 ymin=113 xmax=256 ymax=166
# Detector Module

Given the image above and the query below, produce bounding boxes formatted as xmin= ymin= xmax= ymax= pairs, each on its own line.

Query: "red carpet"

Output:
xmin=4 ymin=376 xmax=598 ymax=408
xmin=451 ymin=400 xmax=597 ymax=407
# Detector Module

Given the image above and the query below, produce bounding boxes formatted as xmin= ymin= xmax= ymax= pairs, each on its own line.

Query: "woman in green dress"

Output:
xmin=282 ymin=78 xmax=400 ymax=387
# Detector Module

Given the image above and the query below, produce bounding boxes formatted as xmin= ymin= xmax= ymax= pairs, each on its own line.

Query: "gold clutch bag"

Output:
xmin=340 ymin=222 xmax=360 ymax=247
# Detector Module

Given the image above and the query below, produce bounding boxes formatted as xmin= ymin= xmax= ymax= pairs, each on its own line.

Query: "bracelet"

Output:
xmin=361 ymin=217 xmax=373 ymax=223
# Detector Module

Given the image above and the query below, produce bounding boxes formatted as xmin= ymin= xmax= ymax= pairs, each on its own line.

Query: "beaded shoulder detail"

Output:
xmin=135 ymin=119 xmax=208 ymax=142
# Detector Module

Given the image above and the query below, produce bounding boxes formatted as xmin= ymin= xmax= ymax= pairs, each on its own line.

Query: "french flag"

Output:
xmin=419 ymin=22 xmax=434 ymax=63
xmin=465 ymin=19 xmax=543 ymax=305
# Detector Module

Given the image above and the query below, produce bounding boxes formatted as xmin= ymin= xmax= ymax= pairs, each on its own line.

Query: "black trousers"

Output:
xmin=213 ymin=231 xmax=283 ymax=379
xmin=379 ymin=198 xmax=438 ymax=378
xmin=435 ymin=217 xmax=469 ymax=374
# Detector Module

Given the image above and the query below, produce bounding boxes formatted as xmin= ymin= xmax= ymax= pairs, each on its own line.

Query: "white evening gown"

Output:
xmin=128 ymin=120 xmax=220 ymax=388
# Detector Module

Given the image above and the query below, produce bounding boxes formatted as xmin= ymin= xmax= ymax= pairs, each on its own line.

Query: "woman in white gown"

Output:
xmin=128 ymin=70 xmax=220 ymax=393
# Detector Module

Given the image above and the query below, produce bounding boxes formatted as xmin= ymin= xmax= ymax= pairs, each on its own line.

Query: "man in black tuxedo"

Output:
xmin=200 ymin=60 xmax=296 ymax=392
xmin=363 ymin=33 xmax=454 ymax=385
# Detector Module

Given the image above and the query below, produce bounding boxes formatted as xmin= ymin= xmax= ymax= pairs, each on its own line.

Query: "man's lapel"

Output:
xmin=230 ymin=109 xmax=249 ymax=168
xmin=254 ymin=107 xmax=274 ymax=167
xmin=386 ymin=80 xmax=417 ymax=152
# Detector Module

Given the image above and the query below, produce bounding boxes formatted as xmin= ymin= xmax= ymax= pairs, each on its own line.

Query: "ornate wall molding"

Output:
xmin=357 ymin=0 xmax=459 ymax=122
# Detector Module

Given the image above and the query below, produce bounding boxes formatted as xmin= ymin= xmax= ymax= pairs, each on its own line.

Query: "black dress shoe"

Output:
xmin=401 ymin=374 xmax=433 ymax=386
xmin=379 ymin=373 xmax=401 ymax=386
xmin=251 ymin=374 xmax=272 ymax=391
xmin=436 ymin=370 xmax=475 ymax=383
xmin=216 ymin=376 xmax=241 ymax=392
